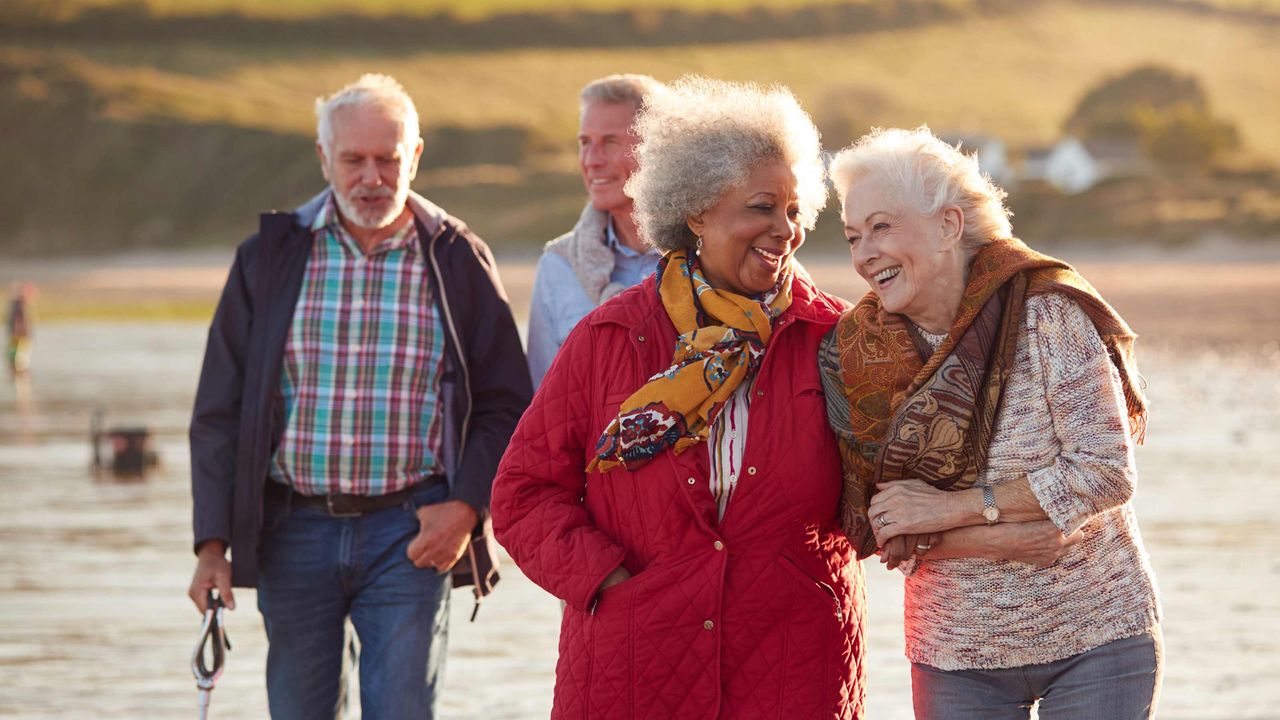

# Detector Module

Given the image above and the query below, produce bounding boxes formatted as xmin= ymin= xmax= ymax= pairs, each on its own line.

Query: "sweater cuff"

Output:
xmin=1027 ymin=465 xmax=1090 ymax=535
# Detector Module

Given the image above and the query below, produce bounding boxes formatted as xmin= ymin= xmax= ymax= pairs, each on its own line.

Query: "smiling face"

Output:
xmin=578 ymin=100 xmax=642 ymax=216
xmin=317 ymin=103 xmax=422 ymax=231
xmin=842 ymin=173 xmax=966 ymax=329
xmin=688 ymin=160 xmax=803 ymax=296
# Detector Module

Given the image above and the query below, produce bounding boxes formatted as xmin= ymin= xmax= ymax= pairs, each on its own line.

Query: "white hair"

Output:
xmin=315 ymin=74 xmax=420 ymax=156
xmin=579 ymin=73 xmax=665 ymax=113
xmin=829 ymin=126 xmax=1013 ymax=255
xmin=625 ymin=75 xmax=827 ymax=254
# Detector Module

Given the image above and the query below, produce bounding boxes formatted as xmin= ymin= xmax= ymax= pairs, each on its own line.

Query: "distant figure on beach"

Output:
xmin=492 ymin=77 xmax=867 ymax=717
xmin=525 ymin=73 xmax=664 ymax=388
xmin=187 ymin=74 xmax=532 ymax=718
xmin=6 ymin=282 xmax=35 ymax=375
xmin=821 ymin=126 xmax=1162 ymax=718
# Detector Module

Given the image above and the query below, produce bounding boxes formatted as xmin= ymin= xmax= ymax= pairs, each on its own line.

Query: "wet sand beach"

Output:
xmin=1 ymin=248 xmax=1278 ymax=718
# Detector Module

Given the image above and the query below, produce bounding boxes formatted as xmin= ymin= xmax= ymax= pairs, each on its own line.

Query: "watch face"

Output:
xmin=983 ymin=506 xmax=1000 ymax=523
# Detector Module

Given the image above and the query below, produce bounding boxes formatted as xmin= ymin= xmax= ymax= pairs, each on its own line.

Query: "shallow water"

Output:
xmin=2 ymin=300 xmax=1279 ymax=717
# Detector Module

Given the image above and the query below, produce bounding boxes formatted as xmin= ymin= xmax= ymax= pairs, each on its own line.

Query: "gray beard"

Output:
xmin=332 ymin=186 xmax=406 ymax=230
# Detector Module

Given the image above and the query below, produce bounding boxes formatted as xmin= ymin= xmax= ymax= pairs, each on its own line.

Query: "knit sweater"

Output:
xmin=834 ymin=292 xmax=1162 ymax=670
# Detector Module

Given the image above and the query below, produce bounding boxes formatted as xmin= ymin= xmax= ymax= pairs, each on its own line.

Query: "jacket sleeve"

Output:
xmin=446 ymin=233 xmax=534 ymax=519
xmin=491 ymin=321 xmax=627 ymax=611
xmin=1024 ymin=293 xmax=1139 ymax=534
xmin=525 ymin=252 xmax=571 ymax=391
xmin=190 ymin=240 xmax=255 ymax=552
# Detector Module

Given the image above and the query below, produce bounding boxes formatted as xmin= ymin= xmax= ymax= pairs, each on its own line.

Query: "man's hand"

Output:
xmin=188 ymin=540 xmax=235 ymax=613
xmin=406 ymin=500 xmax=479 ymax=572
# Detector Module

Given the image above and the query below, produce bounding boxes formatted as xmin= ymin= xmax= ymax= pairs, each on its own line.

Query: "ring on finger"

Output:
xmin=915 ymin=543 xmax=932 ymax=551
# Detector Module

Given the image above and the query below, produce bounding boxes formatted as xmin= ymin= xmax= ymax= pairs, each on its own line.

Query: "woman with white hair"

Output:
xmin=493 ymin=77 xmax=866 ymax=718
xmin=821 ymin=126 xmax=1162 ymax=718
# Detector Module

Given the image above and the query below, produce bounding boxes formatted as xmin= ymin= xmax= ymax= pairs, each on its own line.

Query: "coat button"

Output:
xmin=687 ymin=477 xmax=696 ymax=485
xmin=747 ymin=466 xmax=757 ymax=475
xmin=713 ymin=541 xmax=724 ymax=551
xmin=638 ymin=335 xmax=646 ymax=342
xmin=704 ymin=620 xmax=715 ymax=630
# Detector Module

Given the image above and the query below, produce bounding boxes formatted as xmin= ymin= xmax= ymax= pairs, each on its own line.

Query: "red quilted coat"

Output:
xmin=492 ymin=273 xmax=865 ymax=719
xmin=494 ymin=271 xmax=865 ymax=712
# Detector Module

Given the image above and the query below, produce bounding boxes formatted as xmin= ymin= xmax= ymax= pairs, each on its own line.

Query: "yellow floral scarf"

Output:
xmin=587 ymin=249 xmax=792 ymax=472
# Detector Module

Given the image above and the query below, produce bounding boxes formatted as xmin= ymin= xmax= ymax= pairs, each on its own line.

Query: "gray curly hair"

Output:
xmin=625 ymin=76 xmax=827 ymax=254
xmin=829 ymin=126 xmax=1013 ymax=255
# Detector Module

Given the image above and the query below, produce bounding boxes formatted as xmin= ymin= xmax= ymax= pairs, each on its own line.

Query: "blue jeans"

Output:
xmin=911 ymin=627 xmax=1163 ymax=720
xmin=257 ymin=482 xmax=451 ymax=720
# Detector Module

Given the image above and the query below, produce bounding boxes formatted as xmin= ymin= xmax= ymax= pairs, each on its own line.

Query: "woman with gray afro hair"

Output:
xmin=492 ymin=75 xmax=867 ymax=716
xmin=626 ymin=75 xmax=828 ymax=255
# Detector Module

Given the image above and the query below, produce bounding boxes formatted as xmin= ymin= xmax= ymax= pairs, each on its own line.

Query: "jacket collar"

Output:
xmin=292 ymin=189 xmax=448 ymax=237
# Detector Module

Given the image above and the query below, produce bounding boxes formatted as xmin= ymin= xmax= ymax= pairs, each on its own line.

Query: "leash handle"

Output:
xmin=192 ymin=589 xmax=231 ymax=691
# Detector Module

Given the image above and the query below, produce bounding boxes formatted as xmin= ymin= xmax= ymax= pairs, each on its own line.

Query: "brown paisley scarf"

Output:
xmin=830 ymin=238 xmax=1147 ymax=556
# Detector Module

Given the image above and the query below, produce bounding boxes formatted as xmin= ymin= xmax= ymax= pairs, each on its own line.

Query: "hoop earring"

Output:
xmin=695 ymin=235 xmax=703 ymax=256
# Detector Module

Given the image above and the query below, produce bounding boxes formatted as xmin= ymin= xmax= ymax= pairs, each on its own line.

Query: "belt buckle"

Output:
xmin=324 ymin=494 xmax=362 ymax=518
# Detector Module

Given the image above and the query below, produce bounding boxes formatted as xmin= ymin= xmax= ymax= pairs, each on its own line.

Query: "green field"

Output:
xmin=2 ymin=0 xmax=1279 ymax=254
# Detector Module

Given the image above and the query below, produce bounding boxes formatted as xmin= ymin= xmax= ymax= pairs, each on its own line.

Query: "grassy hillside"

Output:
xmin=2 ymin=0 xmax=1278 ymax=254
xmin=13 ymin=0 xmax=1280 ymax=20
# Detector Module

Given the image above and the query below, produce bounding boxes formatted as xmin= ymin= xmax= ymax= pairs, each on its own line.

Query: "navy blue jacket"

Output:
xmin=190 ymin=191 xmax=533 ymax=588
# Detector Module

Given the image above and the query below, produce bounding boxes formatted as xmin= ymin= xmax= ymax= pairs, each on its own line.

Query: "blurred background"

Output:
xmin=1 ymin=0 xmax=1278 ymax=717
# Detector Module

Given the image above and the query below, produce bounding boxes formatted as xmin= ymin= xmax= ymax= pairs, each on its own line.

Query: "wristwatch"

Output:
xmin=982 ymin=484 xmax=1001 ymax=525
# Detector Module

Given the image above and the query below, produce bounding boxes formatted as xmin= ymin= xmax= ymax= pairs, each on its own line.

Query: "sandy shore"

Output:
xmin=1 ymin=245 xmax=1278 ymax=717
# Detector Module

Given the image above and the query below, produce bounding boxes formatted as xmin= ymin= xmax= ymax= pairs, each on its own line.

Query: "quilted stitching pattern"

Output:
xmin=493 ymin=276 xmax=865 ymax=719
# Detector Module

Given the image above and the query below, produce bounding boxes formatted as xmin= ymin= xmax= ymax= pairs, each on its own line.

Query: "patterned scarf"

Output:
xmin=831 ymin=238 xmax=1147 ymax=556
xmin=588 ymin=249 xmax=792 ymax=472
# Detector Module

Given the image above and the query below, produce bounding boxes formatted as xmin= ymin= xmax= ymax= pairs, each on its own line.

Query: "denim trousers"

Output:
xmin=911 ymin=626 xmax=1163 ymax=720
xmin=257 ymin=481 xmax=452 ymax=720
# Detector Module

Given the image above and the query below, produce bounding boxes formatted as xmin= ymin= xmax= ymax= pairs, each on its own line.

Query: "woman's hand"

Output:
xmin=868 ymin=479 xmax=972 ymax=545
xmin=877 ymin=532 xmax=942 ymax=571
xmin=597 ymin=565 xmax=632 ymax=594
xmin=994 ymin=521 xmax=1084 ymax=568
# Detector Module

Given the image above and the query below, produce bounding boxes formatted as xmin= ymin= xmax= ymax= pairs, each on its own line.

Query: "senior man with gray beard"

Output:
xmin=187 ymin=74 xmax=531 ymax=718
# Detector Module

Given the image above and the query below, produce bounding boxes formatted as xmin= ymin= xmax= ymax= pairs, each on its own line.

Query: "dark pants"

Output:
xmin=912 ymin=627 xmax=1163 ymax=720
xmin=257 ymin=482 xmax=451 ymax=720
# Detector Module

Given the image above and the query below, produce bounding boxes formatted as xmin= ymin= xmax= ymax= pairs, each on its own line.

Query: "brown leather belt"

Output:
xmin=264 ymin=475 xmax=447 ymax=517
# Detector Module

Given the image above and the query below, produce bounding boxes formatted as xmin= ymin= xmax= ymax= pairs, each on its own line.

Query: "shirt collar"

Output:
xmin=606 ymin=215 xmax=656 ymax=259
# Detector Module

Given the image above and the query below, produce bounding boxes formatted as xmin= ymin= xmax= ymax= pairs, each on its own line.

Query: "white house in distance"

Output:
xmin=1021 ymin=136 xmax=1147 ymax=194
xmin=938 ymin=132 xmax=1013 ymax=186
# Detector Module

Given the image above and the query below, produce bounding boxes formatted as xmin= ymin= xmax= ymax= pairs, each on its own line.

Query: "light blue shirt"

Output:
xmin=526 ymin=219 xmax=660 ymax=388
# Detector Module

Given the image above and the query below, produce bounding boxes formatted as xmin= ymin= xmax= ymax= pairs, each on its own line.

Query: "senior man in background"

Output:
xmin=187 ymin=74 xmax=532 ymax=718
xmin=525 ymin=74 xmax=664 ymax=387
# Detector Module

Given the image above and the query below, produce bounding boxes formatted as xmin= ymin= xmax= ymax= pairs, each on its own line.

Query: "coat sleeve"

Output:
xmin=190 ymin=240 xmax=255 ymax=553
xmin=1024 ymin=293 xmax=1139 ymax=534
xmin=446 ymin=233 xmax=535 ymax=519
xmin=491 ymin=321 xmax=627 ymax=611
xmin=525 ymin=252 xmax=572 ymax=391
